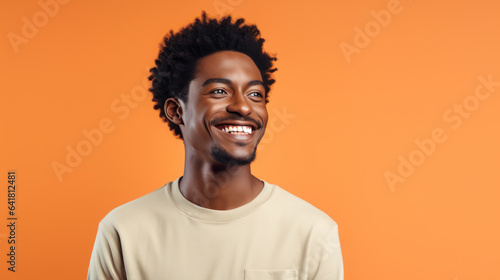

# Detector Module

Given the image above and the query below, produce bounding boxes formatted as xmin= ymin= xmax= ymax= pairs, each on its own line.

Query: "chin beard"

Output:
xmin=210 ymin=145 xmax=257 ymax=166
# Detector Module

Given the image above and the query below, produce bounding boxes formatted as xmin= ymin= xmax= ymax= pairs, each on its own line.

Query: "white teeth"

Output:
xmin=220 ymin=125 xmax=252 ymax=134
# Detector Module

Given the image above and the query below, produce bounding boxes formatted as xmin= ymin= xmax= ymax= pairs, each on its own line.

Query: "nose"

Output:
xmin=226 ymin=91 xmax=252 ymax=116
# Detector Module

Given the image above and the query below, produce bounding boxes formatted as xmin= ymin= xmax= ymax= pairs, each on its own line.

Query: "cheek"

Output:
xmin=257 ymin=106 xmax=269 ymax=127
xmin=181 ymin=106 xmax=208 ymax=141
xmin=185 ymin=116 xmax=207 ymax=137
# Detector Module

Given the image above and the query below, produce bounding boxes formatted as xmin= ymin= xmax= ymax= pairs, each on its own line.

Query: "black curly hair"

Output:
xmin=148 ymin=11 xmax=277 ymax=139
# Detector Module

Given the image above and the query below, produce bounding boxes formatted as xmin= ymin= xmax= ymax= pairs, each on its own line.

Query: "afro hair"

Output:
xmin=148 ymin=11 xmax=277 ymax=139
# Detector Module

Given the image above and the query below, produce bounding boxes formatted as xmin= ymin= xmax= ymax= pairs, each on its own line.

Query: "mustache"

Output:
xmin=209 ymin=116 xmax=262 ymax=129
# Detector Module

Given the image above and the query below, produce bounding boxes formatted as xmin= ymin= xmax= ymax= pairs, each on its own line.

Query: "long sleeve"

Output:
xmin=87 ymin=222 xmax=126 ymax=280
xmin=308 ymin=223 xmax=344 ymax=280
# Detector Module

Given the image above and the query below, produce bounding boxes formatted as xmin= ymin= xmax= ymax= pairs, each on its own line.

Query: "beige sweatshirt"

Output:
xmin=88 ymin=177 xmax=344 ymax=280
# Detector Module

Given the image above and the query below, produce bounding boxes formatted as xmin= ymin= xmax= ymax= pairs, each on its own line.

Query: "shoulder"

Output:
xmin=265 ymin=182 xmax=339 ymax=231
xmin=266 ymin=183 xmax=343 ymax=270
xmin=99 ymin=184 xmax=171 ymax=230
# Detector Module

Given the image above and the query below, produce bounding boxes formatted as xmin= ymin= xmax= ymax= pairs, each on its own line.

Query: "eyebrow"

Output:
xmin=201 ymin=78 xmax=264 ymax=88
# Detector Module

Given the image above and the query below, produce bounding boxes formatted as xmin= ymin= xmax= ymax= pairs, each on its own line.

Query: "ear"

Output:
xmin=164 ymin=98 xmax=184 ymax=125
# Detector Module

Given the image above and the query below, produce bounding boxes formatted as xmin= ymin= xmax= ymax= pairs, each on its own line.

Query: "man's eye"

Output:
xmin=211 ymin=89 xmax=227 ymax=95
xmin=249 ymin=92 xmax=263 ymax=98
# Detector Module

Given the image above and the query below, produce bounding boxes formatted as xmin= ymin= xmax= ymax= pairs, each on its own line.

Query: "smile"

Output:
xmin=215 ymin=125 xmax=253 ymax=135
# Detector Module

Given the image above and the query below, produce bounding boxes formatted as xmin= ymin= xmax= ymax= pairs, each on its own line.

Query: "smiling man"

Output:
xmin=88 ymin=12 xmax=343 ymax=280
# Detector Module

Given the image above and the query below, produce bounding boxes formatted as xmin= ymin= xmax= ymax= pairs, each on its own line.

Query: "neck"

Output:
xmin=179 ymin=155 xmax=263 ymax=210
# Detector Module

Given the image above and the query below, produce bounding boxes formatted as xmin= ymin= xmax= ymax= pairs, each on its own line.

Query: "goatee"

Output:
xmin=210 ymin=145 xmax=257 ymax=166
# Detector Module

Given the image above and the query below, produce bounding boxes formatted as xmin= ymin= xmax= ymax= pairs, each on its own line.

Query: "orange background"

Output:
xmin=1 ymin=0 xmax=499 ymax=279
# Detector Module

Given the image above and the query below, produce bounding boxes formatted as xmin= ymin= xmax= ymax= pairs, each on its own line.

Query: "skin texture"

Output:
xmin=164 ymin=51 xmax=269 ymax=210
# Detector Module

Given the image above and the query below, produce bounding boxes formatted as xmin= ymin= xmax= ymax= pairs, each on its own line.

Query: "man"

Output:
xmin=88 ymin=11 xmax=343 ymax=280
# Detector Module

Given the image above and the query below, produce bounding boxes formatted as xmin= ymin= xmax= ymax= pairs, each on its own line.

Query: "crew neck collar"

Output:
xmin=166 ymin=177 xmax=274 ymax=222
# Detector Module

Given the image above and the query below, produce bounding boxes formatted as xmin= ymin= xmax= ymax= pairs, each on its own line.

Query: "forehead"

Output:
xmin=193 ymin=51 xmax=262 ymax=81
